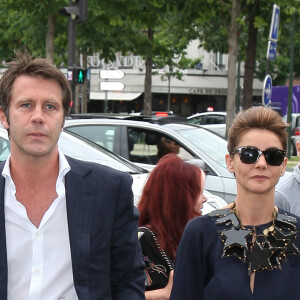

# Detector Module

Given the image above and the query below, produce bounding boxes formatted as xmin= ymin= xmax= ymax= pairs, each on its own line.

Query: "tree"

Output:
xmin=192 ymin=0 xmax=241 ymax=134
xmin=225 ymin=0 xmax=241 ymax=135
xmin=0 ymin=1 xmax=67 ymax=64
xmin=76 ymin=0 xmax=191 ymax=115
xmin=242 ymin=0 xmax=300 ymax=109
xmin=152 ymin=10 xmax=201 ymax=111
xmin=186 ymin=0 xmax=300 ymax=133
xmin=155 ymin=57 xmax=201 ymax=111
xmin=255 ymin=3 xmax=300 ymax=85
xmin=96 ymin=0 xmax=196 ymax=116
xmin=1 ymin=0 xmax=299 ymax=120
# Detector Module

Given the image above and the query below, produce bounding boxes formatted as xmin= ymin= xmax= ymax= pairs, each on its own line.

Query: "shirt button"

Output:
xmin=35 ymin=268 xmax=40 ymax=274
xmin=35 ymin=232 xmax=39 ymax=238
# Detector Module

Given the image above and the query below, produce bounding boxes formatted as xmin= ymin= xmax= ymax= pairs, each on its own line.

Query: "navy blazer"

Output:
xmin=0 ymin=156 xmax=145 ymax=299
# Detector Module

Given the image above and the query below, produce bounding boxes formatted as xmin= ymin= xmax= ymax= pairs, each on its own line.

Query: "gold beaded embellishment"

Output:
xmin=208 ymin=204 xmax=300 ymax=275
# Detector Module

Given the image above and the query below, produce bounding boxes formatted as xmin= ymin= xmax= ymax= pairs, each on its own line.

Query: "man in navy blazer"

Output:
xmin=0 ymin=50 xmax=145 ymax=299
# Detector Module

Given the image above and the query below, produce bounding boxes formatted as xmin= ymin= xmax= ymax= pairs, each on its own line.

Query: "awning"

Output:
xmin=89 ymin=91 xmax=142 ymax=101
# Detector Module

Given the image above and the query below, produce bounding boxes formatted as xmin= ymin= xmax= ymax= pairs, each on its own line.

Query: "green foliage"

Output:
xmin=0 ymin=0 xmax=67 ymax=65
xmin=0 ymin=0 xmax=299 ymax=88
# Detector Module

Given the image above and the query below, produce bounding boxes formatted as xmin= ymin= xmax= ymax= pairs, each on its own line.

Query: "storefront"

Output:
xmin=87 ymin=67 xmax=263 ymax=116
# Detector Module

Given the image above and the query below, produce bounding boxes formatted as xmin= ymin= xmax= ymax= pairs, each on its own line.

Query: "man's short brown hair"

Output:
xmin=0 ymin=50 xmax=71 ymax=121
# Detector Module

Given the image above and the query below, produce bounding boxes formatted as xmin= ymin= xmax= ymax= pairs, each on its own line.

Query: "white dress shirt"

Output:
xmin=3 ymin=150 xmax=79 ymax=300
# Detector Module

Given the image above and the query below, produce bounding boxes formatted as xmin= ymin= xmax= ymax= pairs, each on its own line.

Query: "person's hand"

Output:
xmin=165 ymin=270 xmax=174 ymax=295
xmin=145 ymin=270 xmax=174 ymax=300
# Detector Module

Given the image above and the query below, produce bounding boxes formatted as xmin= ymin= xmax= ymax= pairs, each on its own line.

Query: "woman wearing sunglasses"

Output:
xmin=170 ymin=106 xmax=300 ymax=300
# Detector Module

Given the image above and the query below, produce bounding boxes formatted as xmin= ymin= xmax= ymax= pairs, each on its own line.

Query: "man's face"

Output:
xmin=161 ymin=137 xmax=180 ymax=155
xmin=296 ymin=141 xmax=300 ymax=158
xmin=0 ymin=75 xmax=64 ymax=160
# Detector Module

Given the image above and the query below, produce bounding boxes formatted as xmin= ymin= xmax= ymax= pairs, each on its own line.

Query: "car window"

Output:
xmin=188 ymin=116 xmax=205 ymax=125
xmin=128 ymin=128 xmax=194 ymax=165
xmin=175 ymin=127 xmax=228 ymax=168
xmin=59 ymin=132 xmax=142 ymax=173
xmin=65 ymin=125 xmax=116 ymax=152
xmin=206 ymin=115 xmax=226 ymax=124
xmin=128 ymin=129 xmax=159 ymax=164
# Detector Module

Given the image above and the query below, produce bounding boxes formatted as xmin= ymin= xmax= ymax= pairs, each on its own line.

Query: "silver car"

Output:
xmin=187 ymin=111 xmax=227 ymax=137
xmin=0 ymin=127 xmax=226 ymax=212
xmin=64 ymin=118 xmax=236 ymax=203
xmin=0 ymin=127 xmax=149 ymax=205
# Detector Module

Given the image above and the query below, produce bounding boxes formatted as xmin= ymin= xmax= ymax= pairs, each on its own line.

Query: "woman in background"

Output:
xmin=138 ymin=154 xmax=206 ymax=300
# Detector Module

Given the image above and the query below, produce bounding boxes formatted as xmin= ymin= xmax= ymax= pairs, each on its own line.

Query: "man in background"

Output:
xmin=275 ymin=140 xmax=300 ymax=216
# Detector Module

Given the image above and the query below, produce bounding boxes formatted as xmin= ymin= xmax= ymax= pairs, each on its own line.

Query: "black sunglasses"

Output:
xmin=233 ymin=146 xmax=286 ymax=166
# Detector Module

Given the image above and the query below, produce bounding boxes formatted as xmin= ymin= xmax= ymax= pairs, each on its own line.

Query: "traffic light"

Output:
xmin=67 ymin=67 xmax=87 ymax=84
xmin=60 ymin=0 xmax=87 ymax=24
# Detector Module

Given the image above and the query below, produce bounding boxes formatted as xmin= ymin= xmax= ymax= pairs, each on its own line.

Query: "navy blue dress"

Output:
xmin=170 ymin=210 xmax=300 ymax=300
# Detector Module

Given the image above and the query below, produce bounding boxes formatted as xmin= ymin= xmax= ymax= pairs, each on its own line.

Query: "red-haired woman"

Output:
xmin=138 ymin=154 xmax=206 ymax=299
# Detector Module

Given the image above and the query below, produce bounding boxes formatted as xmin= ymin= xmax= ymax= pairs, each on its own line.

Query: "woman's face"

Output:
xmin=225 ymin=129 xmax=287 ymax=196
xmin=194 ymin=169 xmax=206 ymax=212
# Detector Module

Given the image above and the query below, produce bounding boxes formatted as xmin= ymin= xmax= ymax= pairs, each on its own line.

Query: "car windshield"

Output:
xmin=175 ymin=127 xmax=228 ymax=168
xmin=59 ymin=131 xmax=146 ymax=174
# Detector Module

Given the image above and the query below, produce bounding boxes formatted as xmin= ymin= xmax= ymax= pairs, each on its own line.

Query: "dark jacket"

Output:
xmin=0 ymin=156 xmax=145 ymax=299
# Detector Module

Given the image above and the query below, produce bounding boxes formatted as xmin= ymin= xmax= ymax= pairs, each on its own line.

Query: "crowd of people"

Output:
xmin=0 ymin=50 xmax=299 ymax=299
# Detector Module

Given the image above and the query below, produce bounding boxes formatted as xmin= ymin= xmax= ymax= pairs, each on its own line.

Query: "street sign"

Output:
xmin=100 ymin=81 xmax=125 ymax=91
xmin=269 ymin=5 xmax=280 ymax=42
xmin=267 ymin=41 xmax=277 ymax=60
xmin=99 ymin=70 xmax=125 ymax=79
xmin=262 ymin=75 xmax=272 ymax=107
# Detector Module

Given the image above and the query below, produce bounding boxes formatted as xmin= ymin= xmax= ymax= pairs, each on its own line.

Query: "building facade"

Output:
xmin=85 ymin=40 xmax=263 ymax=116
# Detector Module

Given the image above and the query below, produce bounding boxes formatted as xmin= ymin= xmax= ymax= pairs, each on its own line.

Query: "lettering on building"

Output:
xmin=87 ymin=54 xmax=145 ymax=69
xmin=189 ymin=88 xmax=227 ymax=95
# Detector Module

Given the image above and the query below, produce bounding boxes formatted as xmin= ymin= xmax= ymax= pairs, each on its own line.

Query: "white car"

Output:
xmin=187 ymin=112 xmax=227 ymax=137
xmin=0 ymin=128 xmax=226 ymax=214
xmin=64 ymin=118 xmax=236 ymax=203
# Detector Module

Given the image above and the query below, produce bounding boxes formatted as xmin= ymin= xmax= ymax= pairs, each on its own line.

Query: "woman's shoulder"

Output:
xmin=138 ymin=226 xmax=157 ymax=244
xmin=183 ymin=213 xmax=219 ymax=237
xmin=138 ymin=225 xmax=154 ymax=236
xmin=183 ymin=208 xmax=234 ymax=239
xmin=278 ymin=208 xmax=300 ymax=225
xmin=188 ymin=208 xmax=231 ymax=227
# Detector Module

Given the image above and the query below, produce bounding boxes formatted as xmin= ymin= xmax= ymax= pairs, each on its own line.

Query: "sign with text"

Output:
xmin=267 ymin=41 xmax=277 ymax=60
xmin=99 ymin=70 xmax=125 ymax=79
xmin=100 ymin=81 xmax=125 ymax=91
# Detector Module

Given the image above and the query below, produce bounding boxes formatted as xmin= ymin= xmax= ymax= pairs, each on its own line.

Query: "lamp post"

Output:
xmin=287 ymin=12 xmax=295 ymax=158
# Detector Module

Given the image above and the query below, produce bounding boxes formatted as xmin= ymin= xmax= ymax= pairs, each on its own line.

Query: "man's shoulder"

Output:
xmin=66 ymin=155 xmax=118 ymax=172
xmin=65 ymin=156 xmax=131 ymax=180
xmin=276 ymin=170 xmax=299 ymax=191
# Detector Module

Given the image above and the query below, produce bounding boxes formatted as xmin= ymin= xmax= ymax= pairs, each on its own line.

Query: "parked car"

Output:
xmin=64 ymin=118 xmax=236 ymax=203
xmin=283 ymin=113 xmax=300 ymax=156
xmin=0 ymin=127 xmax=225 ymax=213
xmin=0 ymin=127 xmax=148 ymax=204
xmin=187 ymin=112 xmax=227 ymax=137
